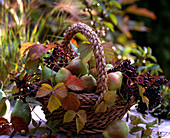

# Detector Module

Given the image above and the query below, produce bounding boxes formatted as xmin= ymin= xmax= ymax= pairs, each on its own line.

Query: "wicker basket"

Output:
xmin=41 ymin=22 xmax=136 ymax=134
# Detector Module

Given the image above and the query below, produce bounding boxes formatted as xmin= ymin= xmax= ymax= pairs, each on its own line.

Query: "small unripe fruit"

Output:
xmin=42 ymin=133 xmax=49 ymax=138
xmin=21 ymin=130 xmax=26 ymax=136
xmin=55 ymin=68 xmax=72 ymax=84
xmin=80 ymin=74 xmax=96 ymax=93
xmin=107 ymin=71 xmax=123 ymax=91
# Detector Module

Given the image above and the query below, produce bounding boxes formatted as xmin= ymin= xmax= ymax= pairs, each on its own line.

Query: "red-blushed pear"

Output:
xmin=103 ymin=120 xmax=129 ymax=138
xmin=0 ymin=90 xmax=10 ymax=117
xmin=80 ymin=74 xmax=97 ymax=93
xmin=107 ymin=71 xmax=123 ymax=91
xmin=55 ymin=68 xmax=72 ymax=84
xmin=89 ymin=67 xmax=97 ymax=79
xmin=66 ymin=58 xmax=89 ymax=76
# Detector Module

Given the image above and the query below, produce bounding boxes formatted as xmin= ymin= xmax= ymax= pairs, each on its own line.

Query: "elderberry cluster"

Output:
xmin=44 ymin=42 xmax=78 ymax=71
xmin=107 ymin=59 xmax=168 ymax=114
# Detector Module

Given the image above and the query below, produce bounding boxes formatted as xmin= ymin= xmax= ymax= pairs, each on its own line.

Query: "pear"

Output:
xmin=80 ymin=74 xmax=96 ymax=93
xmin=66 ymin=58 xmax=89 ymax=76
xmin=89 ymin=67 xmax=97 ymax=79
xmin=0 ymin=90 xmax=10 ymax=117
xmin=103 ymin=120 xmax=129 ymax=138
xmin=106 ymin=64 xmax=113 ymax=70
xmin=41 ymin=66 xmax=57 ymax=83
xmin=107 ymin=71 xmax=123 ymax=91
xmin=55 ymin=68 xmax=72 ymax=84
xmin=11 ymin=99 xmax=31 ymax=125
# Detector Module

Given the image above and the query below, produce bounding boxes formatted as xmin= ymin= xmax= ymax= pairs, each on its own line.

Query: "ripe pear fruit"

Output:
xmin=80 ymin=74 xmax=97 ymax=93
xmin=103 ymin=120 xmax=129 ymax=138
xmin=41 ymin=66 xmax=57 ymax=83
xmin=89 ymin=67 xmax=97 ymax=79
xmin=66 ymin=58 xmax=89 ymax=76
xmin=0 ymin=90 xmax=10 ymax=117
xmin=11 ymin=99 xmax=31 ymax=125
xmin=55 ymin=68 xmax=72 ymax=84
xmin=107 ymin=71 xmax=123 ymax=91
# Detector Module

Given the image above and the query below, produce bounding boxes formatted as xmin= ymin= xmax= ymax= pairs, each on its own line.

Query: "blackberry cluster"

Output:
xmin=11 ymin=73 xmax=43 ymax=99
xmin=44 ymin=42 xmax=78 ymax=71
xmin=107 ymin=59 xmax=168 ymax=114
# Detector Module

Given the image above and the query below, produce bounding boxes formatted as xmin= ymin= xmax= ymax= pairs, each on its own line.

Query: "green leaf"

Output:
xmin=146 ymin=119 xmax=157 ymax=129
xmin=95 ymin=101 xmax=107 ymax=113
xmin=103 ymin=22 xmax=114 ymax=32
xmin=78 ymin=43 xmax=93 ymax=65
xmin=26 ymin=97 xmax=42 ymax=106
xmin=109 ymin=14 xmax=117 ymax=25
xmin=19 ymin=70 xmax=27 ymax=80
xmin=136 ymin=133 xmax=140 ymax=138
xmin=32 ymin=119 xmax=37 ymax=128
xmin=29 ymin=128 xmax=37 ymax=135
xmin=138 ymin=66 xmax=147 ymax=71
xmin=76 ymin=118 xmax=85 ymax=134
xmin=130 ymin=126 xmax=144 ymax=134
xmin=131 ymin=49 xmax=142 ymax=57
xmin=25 ymin=58 xmax=41 ymax=74
xmin=63 ymin=110 xmax=76 ymax=123
xmin=130 ymin=115 xmax=147 ymax=125
xmin=97 ymin=0 xmax=106 ymax=11
xmin=109 ymin=1 xmax=121 ymax=9
xmin=12 ymin=86 xmax=19 ymax=94
xmin=77 ymin=110 xmax=87 ymax=123
xmin=47 ymin=95 xmax=61 ymax=113
xmin=102 ymin=42 xmax=115 ymax=63
xmin=36 ymin=83 xmax=53 ymax=97
xmin=143 ymin=128 xmax=153 ymax=136
xmin=104 ymin=91 xmax=116 ymax=107
xmin=38 ymin=127 xmax=47 ymax=132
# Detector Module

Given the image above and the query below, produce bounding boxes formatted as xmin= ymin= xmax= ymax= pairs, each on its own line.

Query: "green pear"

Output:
xmin=107 ymin=71 xmax=123 ymax=91
xmin=11 ymin=99 xmax=31 ymax=125
xmin=0 ymin=90 xmax=10 ymax=117
xmin=103 ymin=120 xmax=129 ymax=138
xmin=41 ymin=66 xmax=57 ymax=83
xmin=80 ymin=74 xmax=97 ymax=93
xmin=66 ymin=58 xmax=89 ymax=76
xmin=55 ymin=68 xmax=72 ymax=84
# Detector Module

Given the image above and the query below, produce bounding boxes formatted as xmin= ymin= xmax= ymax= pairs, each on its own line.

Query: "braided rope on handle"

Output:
xmin=61 ymin=22 xmax=108 ymax=109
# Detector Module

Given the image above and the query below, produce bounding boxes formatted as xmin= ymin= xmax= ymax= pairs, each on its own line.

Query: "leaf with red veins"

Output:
xmin=54 ymin=83 xmax=68 ymax=98
xmin=36 ymin=83 xmax=53 ymax=97
xmin=65 ymin=75 xmax=87 ymax=91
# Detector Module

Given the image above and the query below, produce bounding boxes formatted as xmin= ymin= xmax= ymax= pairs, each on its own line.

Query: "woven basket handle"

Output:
xmin=61 ymin=22 xmax=108 ymax=109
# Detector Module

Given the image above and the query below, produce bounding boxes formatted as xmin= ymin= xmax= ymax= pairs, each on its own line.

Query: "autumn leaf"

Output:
xmin=36 ymin=83 xmax=53 ymax=97
xmin=65 ymin=75 xmax=87 ymax=91
xmin=47 ymin=95 xmax=61 ymax=113
xmin=104 ymin=91 xmax=116 ymax=107
xmin=19 ymin=69 xmax=27 ymax=80
xmin=130 ymin=126 xmax=144 ymax=134
xmin=12 ymin=86 xmax=19 ymax=94
xmin=0 ymin=117 xmax=12 ymax=135
xmin=62 ymin=92 xmax=80 ymax=111
xmin=77 ymin=110 xmax=87 ymax=123
xmin=138 ymin=85 xmax=145 ymax=96
xmin=95 ymin=101 xmax=107 ymax=113
xmin=130 ymin=115 xmax=147 ymax=126
xmin=11 ymin=116 xmax=29 ymax=133
xmin=0 ymin=97 xmax=7 ymax=113
xmin=143 ymin=128 xmax=153 ymax=136
xmin=76 ymin=118 xmax=85 ymax=134
xmin=54 ymin=83 xmax=68 ymax=98
xmin=25 ymin=58 xmax=41 ymax=74
xmin=78 ymin=43 xmax=93 ymax=64
xmin=71 ymin=38 xmax=78 ymax=47
xmin=20 ymin=42 xmax=35 ymax=56
xmin=142 ymin=96 xmax=149 ymax=108
xmin=102 ymin=42 xmax=115 ymax=64
xmin=125 ymin=4 xmax=156 ymax=20
xmin=27 ymin=44 xmax=49 ymax=60
xmin=63 ymin=110 xmax=76 ymax=123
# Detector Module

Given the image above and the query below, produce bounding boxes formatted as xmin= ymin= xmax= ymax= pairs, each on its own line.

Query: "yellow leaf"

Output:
xmin=142 ymin=96 xmax=149 ymax=107
xmin=138 ymin=85 xmax=145 ymax=96
xmin=95 ymin=101 xmax=107 ymax=113
xmin=76 ymin=118 xmax=85 ymax=134
xmin=54 ymin=83 xmax=68 ymax=98
xmin=20 ymin=42 xmax=35 ymax=56
xmin=47 ymin=95 xmax=61 ymax=113
xmin=104 ymin=91 xmax=116 ymax=107
xmin=77 ymin=110 xmax=87 ymax=123
xmin=36 ymin=84 xmax=53 ymax=97
xmin=131 ymin=116 xmax=139 ymax=126
xmin=63 ymin=110 xmax=76 ymax=123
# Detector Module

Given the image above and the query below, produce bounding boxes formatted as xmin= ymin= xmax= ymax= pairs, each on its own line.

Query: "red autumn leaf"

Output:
xmin=62 ymin=92 xmax=80 ymax=111
xmin=65 ymin=75 xmax=87 ymax=91
xmin=125 ymin=4 xmax=156 ymax=20
xmin=0 ymin=117 xmax=13 ymax=135
xmin=19 ymin=42 xmax=35 ymax=56
xmin=11 ymin=116 xmax=29 ymax=133
xmin=27 ymin=44 xmax=49 ymax=60
xmin=45 ymin=43 xmax=58 ymax=49
xmin=54 ymin=83 xmax=68 ymax=98
xmin=36 ymin=83 xmax=53 ymax=97
xmin=71 ymin=38 xmax=78 ymax=47
xmin=102 ymin=42 xmax=115 ymax=64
